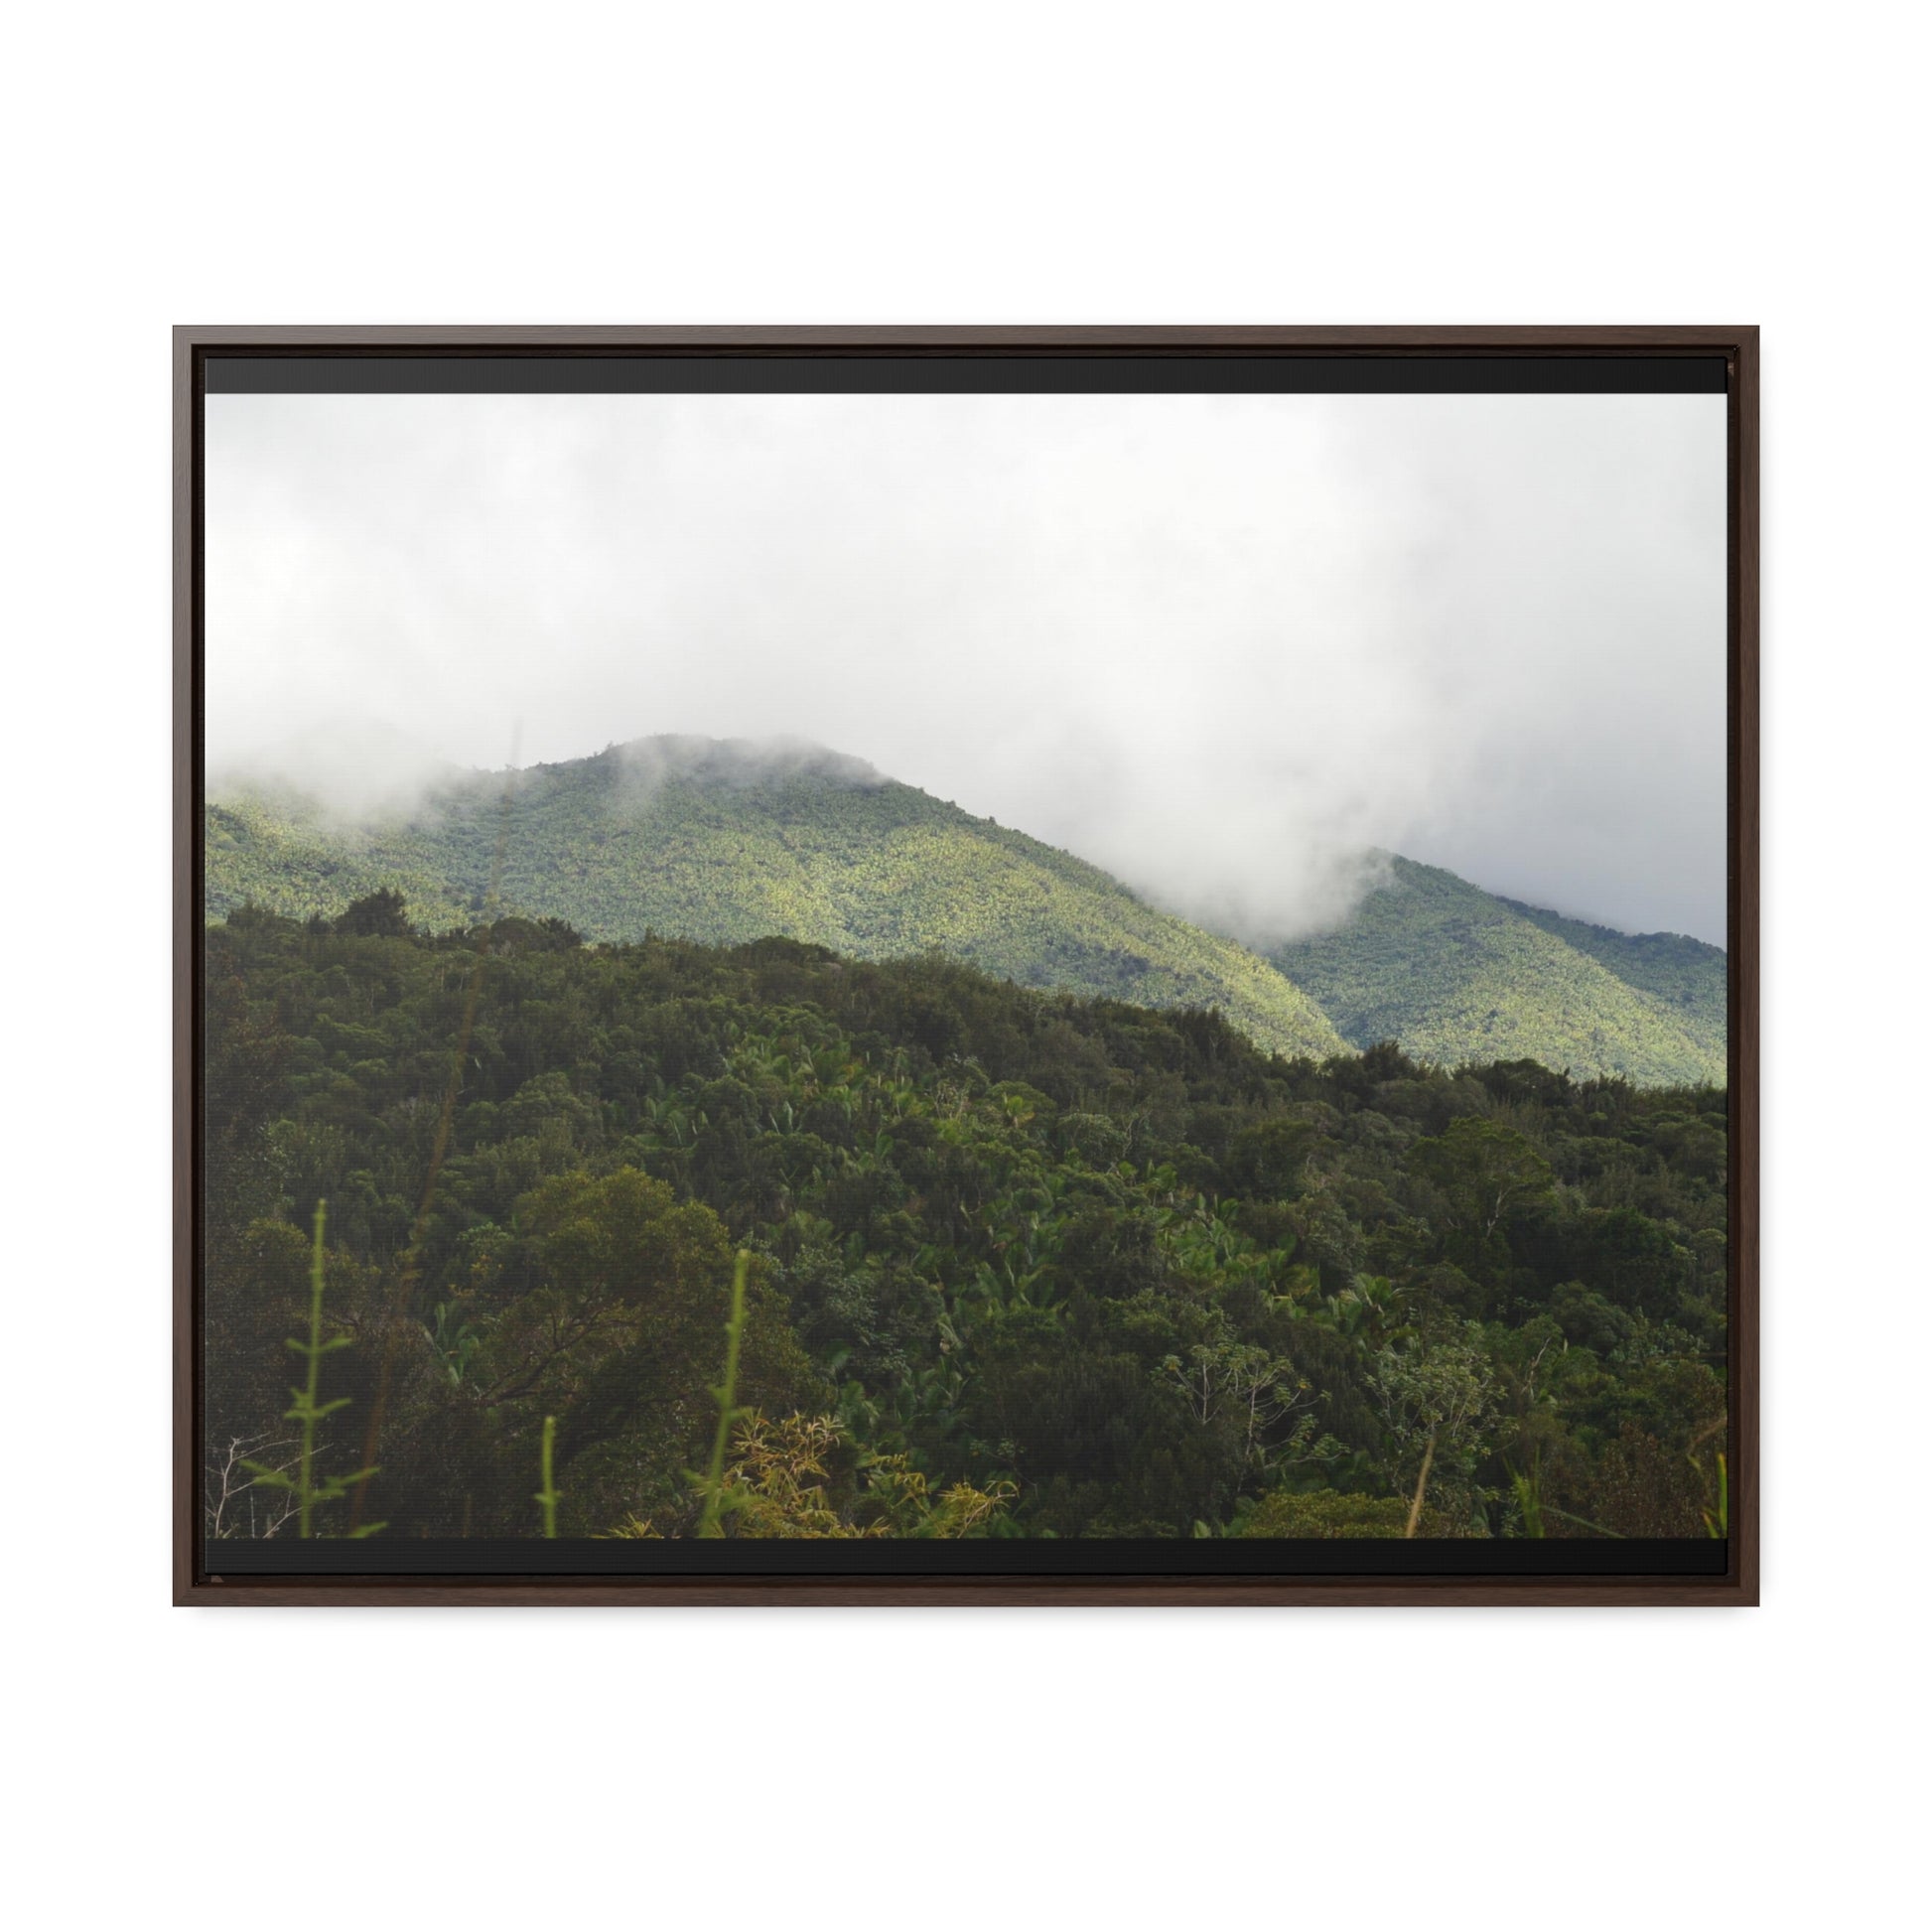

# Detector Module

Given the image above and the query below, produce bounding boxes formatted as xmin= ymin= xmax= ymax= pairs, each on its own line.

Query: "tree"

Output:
xmin=1411 ymin=1117 xmax=1554 ymax=1247
xmin=470 ymin=1167 xmax=824 ymax=1532
xmin=1370 ymin=1335 xmax=1497 ymax=1536
xmin=1224 ymin=1116 xmax=1318 ymax=1199
xmin=335 ymin=887 xmax=411 ymax=937
xmin=1160 ymin=1339 xmax=1313 ymax=1469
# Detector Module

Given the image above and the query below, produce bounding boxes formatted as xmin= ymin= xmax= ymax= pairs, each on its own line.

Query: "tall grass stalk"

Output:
xmin=1703 ymin=1452 xmax=1728 ymax=1539
xmin=243 ymin=1199 xmax=382 ymax=1537
xmin=535 ymin=1415 xmax=561 ymax=1538
xmin=697 ymin=1251 xmax=752 ymax=1538
xmin=1687 ymin=1417 xmax=1728 ymax=1539
xmin=291 ymin=1200 xmax=343 ymax=1538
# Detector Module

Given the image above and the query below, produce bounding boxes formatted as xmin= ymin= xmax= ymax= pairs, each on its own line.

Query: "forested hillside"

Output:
xmin=205 ymin=902 xmax=1728 ymax=1542
xmin=1500 ymin=897 xmax=1727 ymax=1064
xmin=1268 ymin=857 xmax=1726 ymax=1087
xmin=207 ymin=738 xmax=1346 ymax=1063
xmin=207 ymin=735 xmax=1726 ymax=1086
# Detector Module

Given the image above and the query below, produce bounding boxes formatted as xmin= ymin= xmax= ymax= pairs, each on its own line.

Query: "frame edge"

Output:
xmin=171 ymin=324 xmax=1761 ymax=1607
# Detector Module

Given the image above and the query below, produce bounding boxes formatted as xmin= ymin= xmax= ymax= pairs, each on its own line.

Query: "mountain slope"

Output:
xmin=207 ymin=737 xmax=1349 ymax=1062
xmin=1499 ymin=898 xmax=1726 ymax=1064
xmin=1266 ymin=856 xmax=1726 ymax=1086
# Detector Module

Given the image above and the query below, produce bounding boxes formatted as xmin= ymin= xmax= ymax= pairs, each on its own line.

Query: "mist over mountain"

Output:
xmin=207 ymin=390 xmax=1728 ymax=944
xmin=207 ymin=717 xmax=463 ymax=819
xmin=206 ymin=732 xmax=1725 ymax=1086
xmin=614 ymin=734 xmax=888 ymax=800
xmin=207 ymin=734 xmax=1348 ymax=1063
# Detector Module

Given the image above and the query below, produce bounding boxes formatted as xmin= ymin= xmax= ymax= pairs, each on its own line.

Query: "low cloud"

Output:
xmin=611 ymin=734 xmax=886 ymax=806
xmin=208 ymin=714 xmax=461 ymax=821
xmin=207 ymin=389 xmax=1727 ymax=943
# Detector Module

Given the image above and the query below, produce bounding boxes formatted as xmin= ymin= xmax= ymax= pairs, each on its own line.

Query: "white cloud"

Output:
xmin=207 ymin=387 xmax=1727 ymax=943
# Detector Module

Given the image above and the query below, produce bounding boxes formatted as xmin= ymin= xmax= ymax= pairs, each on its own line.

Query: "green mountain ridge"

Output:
xmin=1498 ymin=897 xmax=1726 ymax=1064
xmin=206 ymin=735 xmax=1726 ymax=1085
xmin=206 ymin=737 xmax=1349 ymax=1063
xmin=1267 ymin=856 xmax=1726 ymax=1087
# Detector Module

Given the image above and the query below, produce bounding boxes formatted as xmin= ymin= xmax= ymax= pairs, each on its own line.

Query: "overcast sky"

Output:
xmin=207 ymin=387 xmax=1727 ymax=945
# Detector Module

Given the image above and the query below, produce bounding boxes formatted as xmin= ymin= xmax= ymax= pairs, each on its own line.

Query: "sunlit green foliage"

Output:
xmin=208 ymin=743 xmax=1727 ymax=1087
xmin=1270 ymin=855 xmax=1727 ymax=1086
xmin=627 ymin=1411 xmax=1018 ymax=1539
xmin=206 ymin=739 xmax=1346 ymax=1061
xmin=1500 ymin=897 xmax=1727 ymax=1065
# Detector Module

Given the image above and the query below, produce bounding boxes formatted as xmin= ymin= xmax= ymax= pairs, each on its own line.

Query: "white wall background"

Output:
xmin=4 ymin=4 xmax=1922 ymax=1926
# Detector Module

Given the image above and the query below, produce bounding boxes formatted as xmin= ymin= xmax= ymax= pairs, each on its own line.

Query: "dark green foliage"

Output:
xmin=335 ymin=887 xmax=412 ymax=938
xmin=1271 ymin=855 xmax=1727 ymax=1086
xmin=204 ymin=908 xmax=1727 ymax=1539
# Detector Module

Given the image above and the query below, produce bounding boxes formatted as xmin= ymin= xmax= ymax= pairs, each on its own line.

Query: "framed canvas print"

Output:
xmin=174 ymin=327 xmax=1757 ymax=1604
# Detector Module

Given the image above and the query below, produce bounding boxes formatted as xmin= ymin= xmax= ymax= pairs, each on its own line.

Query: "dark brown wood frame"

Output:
xmin=174 ymin=326 xmax=1758 ymax=1605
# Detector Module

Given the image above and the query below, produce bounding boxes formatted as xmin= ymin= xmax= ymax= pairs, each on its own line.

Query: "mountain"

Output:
xmin=207 ymin=735 xmax=1727 ymax=1085
xmin=1265 ymin=855 xmax=1726 ymax=1087
xmin=1499 ymin=897 xmax=1726 ymax=1065
xmin=205 ymin=736 xmax=1350 ymax=1062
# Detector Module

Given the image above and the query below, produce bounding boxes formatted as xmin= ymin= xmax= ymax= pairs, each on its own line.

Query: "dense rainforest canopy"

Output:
xmin=205 ymin=897 xmax=1728 ymax=1542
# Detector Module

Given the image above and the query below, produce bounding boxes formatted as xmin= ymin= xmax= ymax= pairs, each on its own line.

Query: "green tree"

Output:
xmin=1412 ymin=1118 xmax=1554 ymax=1249
xmin=335 ymin=887 xmax=411 ymax=937
xmin=484 ymin=1168 xmax=823 ymax=1532
xmin=1370 ymin=1335 xmax=1497 ymax=1536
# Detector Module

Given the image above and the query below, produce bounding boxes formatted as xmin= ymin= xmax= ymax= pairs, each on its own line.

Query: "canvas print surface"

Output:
xmin=201 ymin=371 xmax=1729 ymax=1561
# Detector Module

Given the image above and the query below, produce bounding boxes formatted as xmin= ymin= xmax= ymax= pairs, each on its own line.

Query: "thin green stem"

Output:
xmin=535 ymin=1415 xmax=561 ymax=1538
xmin=698 ymin=1252 xmax=752 ymax=1539
xmin=243 ymin=1195 xmax=377 ymax=1537
xmin=1704 ymin=1452 xmax=1728 ymax=1538
xmin=297 ymin=1200 xmax=329 ymax=1537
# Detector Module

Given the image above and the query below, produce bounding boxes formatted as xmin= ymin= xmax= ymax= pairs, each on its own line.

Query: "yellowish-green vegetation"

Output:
xmin=1500 ymin=896 xmax=1726 ymax=1066
xmin=206 ymin=737 xmax=1726 ymax=1085
xmin=206 ymin=738 xmax=1346 ymax=1061
xmin=1268 ymin=856 xmax=1726 ymax=1087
